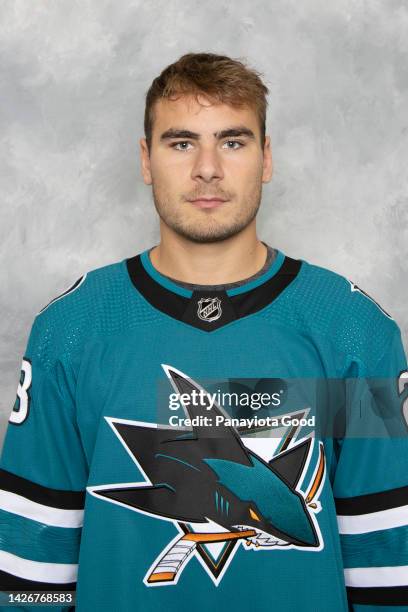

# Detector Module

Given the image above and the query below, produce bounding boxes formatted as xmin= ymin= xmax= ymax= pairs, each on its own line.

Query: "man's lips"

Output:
xmin=189 ymin=198 xmax=228 ymax=209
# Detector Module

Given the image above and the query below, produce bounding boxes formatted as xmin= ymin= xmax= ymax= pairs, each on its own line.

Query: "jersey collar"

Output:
xmin=126 ymin=248 xmax=302 ymax=332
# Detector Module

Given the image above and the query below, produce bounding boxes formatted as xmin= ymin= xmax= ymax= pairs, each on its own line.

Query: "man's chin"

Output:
xmin=169 ymin=223 xmax=248 ymax=244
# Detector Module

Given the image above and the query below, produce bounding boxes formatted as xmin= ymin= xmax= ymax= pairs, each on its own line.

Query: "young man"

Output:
xmin=0 ymin=53 xmax=407 ymax=611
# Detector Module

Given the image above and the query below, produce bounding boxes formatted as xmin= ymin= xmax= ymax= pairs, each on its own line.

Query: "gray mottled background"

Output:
xmin=1 ymin=1 xmax=407 ymax=440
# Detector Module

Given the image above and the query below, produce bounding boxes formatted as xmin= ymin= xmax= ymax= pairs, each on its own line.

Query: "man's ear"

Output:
xmin=262 ymin=135 xmax=273 ymax=183
xmin=140 ymin=137 xmax=152 ymax=185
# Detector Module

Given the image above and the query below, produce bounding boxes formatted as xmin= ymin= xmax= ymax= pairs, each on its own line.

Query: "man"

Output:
xmin=0 ymin=52 xmax=407 ymax=611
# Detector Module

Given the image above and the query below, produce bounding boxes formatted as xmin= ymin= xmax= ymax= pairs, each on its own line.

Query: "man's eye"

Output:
xmin=170 ymin=140 xmax=245 ymax=151
xmin=171 ymin=141 xmax=192 ymax=151
xmin=223 ymin=140 xmax=244 ymax=149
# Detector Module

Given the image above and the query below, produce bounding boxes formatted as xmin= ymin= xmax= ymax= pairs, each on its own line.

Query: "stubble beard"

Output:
xmin=151 ymin=184 xmax=263 ymax=244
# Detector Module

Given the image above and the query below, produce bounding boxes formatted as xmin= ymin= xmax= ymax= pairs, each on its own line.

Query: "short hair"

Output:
xmin=144 ymin=52 xmax=269 ymax=153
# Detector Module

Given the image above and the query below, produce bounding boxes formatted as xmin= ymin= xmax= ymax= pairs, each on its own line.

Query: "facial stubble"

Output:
xmin=151 ymin=181 xmax=263 ymax=244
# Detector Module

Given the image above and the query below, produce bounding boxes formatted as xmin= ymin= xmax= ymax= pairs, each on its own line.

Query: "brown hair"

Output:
xmin=144 ymin=52 xmax=269 ymax=153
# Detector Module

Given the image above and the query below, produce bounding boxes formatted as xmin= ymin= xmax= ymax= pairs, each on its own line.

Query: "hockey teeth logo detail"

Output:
xmin=197 ymin=297 xmax=222 ymax=322
xmin=87 ymin=364 xmax=327 ymax=588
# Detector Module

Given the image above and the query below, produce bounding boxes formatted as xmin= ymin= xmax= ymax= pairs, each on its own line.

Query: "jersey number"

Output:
xmin=9 ymin=358 xmax=32 ymax=425
xmin=398 ymin=369 xmax=408 ymax=428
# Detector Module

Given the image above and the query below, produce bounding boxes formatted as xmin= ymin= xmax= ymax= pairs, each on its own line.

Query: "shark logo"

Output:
xmin=88 ymin=365 xmax=326 ymax=587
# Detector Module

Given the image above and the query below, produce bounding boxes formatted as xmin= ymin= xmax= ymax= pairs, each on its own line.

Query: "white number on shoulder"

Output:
xmin=398 ymin=369 xmax=408 ymax=428
xmin=9 ymin=358 xmax=32 ymax=425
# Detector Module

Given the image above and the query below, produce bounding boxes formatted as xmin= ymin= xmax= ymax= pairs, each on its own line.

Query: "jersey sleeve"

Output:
xmin=0 ymin=307 xmax=89 ymax=611
xmin=332 ymin=322 xmax=408 ymax=611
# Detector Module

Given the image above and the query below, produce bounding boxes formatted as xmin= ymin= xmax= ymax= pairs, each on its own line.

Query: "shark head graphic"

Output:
xmin=202 ymin=446 xmax=318 ymax=547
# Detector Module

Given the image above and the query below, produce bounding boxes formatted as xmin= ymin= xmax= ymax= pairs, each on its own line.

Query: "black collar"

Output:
xmin=126 ymin=252 xmax=302 ymax=332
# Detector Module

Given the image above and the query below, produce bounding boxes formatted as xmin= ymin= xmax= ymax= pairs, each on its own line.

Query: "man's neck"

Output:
xmin=149 ymin=229 xmax=268 ymax=286
xmin=148 ymin=242 xmax=276 ymax=290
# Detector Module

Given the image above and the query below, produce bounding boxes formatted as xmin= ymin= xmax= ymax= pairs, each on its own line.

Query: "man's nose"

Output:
xmin=191 ymin=147 xmax=224 ymax=182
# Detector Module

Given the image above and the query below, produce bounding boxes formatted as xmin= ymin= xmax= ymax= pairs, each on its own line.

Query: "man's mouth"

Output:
xmin=189 ymin=197 xmax=228 ymax=209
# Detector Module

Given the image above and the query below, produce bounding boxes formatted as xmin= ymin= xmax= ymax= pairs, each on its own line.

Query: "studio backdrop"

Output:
xmin=1 ymin=0 xmax=407 ymax=440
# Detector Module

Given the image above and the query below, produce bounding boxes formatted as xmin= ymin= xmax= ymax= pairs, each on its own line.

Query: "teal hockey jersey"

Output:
xmin=0 ymin=247 xmax=407 ymax=611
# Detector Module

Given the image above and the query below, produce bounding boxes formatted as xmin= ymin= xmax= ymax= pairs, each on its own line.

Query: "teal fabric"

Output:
xmin=0 ymin=247 xmax=406 ymax=611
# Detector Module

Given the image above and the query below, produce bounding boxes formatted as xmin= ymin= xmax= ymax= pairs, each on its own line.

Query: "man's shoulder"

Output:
xmin=289 ymin=255 xmax=400 ymax=369
xmin=298 ymin=256 xmax=395 ymax=324
xmin=28 ymin=257 xmax=131 ymax=366
xmin=36 ymin=258 xmax=126 ymax=320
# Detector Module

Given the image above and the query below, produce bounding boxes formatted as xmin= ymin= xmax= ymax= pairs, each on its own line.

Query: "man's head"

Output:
xmin=140 ymin=53 xmax=272 ymax=244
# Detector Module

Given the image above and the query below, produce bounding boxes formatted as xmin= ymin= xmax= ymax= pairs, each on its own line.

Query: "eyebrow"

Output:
xmin=159 ymin=125 xmax=256 ymax=142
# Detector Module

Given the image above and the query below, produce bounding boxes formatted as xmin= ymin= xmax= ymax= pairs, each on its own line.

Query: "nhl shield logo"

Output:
xmin=197 ymin=297 xmax=222 ymax=322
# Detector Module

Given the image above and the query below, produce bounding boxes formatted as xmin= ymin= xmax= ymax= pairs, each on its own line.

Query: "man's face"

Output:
xmin=140 ymin=94 xmax=272 ymax=243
